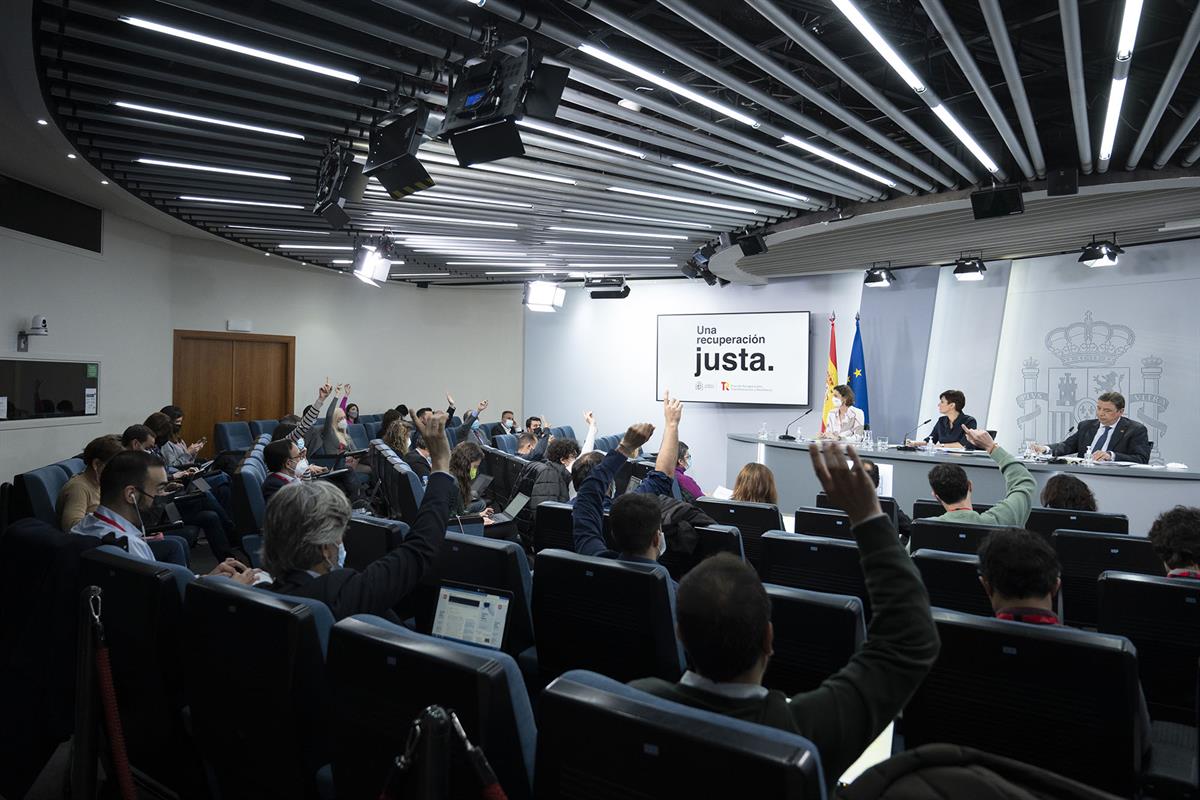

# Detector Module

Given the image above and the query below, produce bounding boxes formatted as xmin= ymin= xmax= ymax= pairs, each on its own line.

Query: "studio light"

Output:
xmin=953 ymin=254 xmax=987 ymax=281
xmin=313 ymin=139 xmax=367 ymax=229
xmin=362 ymin=104 xmax=434 ymax=200
xmin=863 ymin=262 xmax=896 ymax=288
xmin=524 ymin=280 xmax=566 ymax=312
xmin=351 ymin=239 xmax=393 ymax=286
xmin=1079 ymin=235 xmax=1124 ymax=268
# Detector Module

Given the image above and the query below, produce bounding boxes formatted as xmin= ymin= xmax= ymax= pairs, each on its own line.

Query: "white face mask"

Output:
xmin=296 ymin=457 xmax=311 ymax=475
xmin=337 ymin=419 xmax=348 ymax=431
xmin=296 ymin=437 xmax=305 ymax=450
xmin=657 ymin=530 xmax=667 ymax=558
xmin=832 ymin=397 xmax=843 ymax=408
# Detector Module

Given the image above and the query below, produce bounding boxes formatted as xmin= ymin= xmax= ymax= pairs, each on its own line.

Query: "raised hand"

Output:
xmin=662 ymin=390 xmax=682 ymax=427
xmin=414 ymin=411 xmax=451 ymax=472
xmin=344 ymin=383 xmax=352 ymax=395
xmin=618 ymin=423 xmax=655 ymax=457
xmin=477 ymin=399 xmax=489 ymax=413
xmin=334 ymin=383 xmax=344 ymax=395
xmin=962 ymin=426 xmax=996 ymax=453
xmin=809 ymin=440 xmax=882 ymax=526
xmin=584 ymin=410 xmax=595 ymax=427
xmin=446 ymin=391 xmax=455 ymax=407
xmin=318 ymin=378 xmax=333 ymax=402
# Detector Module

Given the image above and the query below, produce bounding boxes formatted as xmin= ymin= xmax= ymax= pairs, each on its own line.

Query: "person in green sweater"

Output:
xmin=629 ymin=441 xmax=940 ymax=787
xmin=926 ymin=427 xmax=1036 ymax=527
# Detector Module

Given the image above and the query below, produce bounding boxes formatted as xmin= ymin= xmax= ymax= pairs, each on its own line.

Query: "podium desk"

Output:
xmin=727 ymin=434 xmax=1200 ymax=536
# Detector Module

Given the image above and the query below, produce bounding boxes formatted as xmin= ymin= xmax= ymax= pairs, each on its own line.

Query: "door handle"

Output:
xmin=234 ymin=406 xmax=247 ymax=416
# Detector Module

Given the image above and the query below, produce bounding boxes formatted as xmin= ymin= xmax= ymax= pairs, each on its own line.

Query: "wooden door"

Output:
xmin=173 ymin=330 xmax=295 ymax=458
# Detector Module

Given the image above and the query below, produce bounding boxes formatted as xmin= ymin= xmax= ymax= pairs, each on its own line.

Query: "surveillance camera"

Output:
xmin=29 ymin=315 xmax=49 ymax=335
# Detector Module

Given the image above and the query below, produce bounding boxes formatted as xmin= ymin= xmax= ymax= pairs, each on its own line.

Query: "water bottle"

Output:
xmin=758 ymin=422 xmax=769 ymax=440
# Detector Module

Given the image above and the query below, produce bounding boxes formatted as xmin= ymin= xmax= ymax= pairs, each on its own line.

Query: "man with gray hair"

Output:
xmin=264 ymin=411 xmax=454 ymax=620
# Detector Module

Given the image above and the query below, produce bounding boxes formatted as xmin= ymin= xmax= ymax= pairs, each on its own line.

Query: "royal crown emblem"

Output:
xmin=1044 ymin=311 xmax=1134 ymax=367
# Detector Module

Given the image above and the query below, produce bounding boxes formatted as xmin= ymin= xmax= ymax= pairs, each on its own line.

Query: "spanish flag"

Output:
xmin=820 ymin=314 xmax=838 ymax=433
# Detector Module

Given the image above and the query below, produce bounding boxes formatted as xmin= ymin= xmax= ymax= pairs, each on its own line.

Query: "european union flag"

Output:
xmin=848 ymin=315 xmax=870 ymax=426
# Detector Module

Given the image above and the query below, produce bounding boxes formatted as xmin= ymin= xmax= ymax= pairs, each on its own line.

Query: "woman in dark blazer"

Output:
xmin=911 ymin=389 xmax=978 ymax=450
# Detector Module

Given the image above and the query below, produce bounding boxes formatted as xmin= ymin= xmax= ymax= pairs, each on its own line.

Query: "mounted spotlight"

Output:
xmin=313 ymin=139 xmax=366 ymax=229
xmin=362 ymin=103 xmax=434 ymax=200
xmin=953 ymin=252 xmax=987 ymax=282
xmin=440 ymin=37 xmax=570 ymax=167
xmin=1079 ymin=234 xmax=1124 ymax=268
xmin=586 ymin=276 xmax=630 ymax=299
xmin=524 ymin=280 xmax=566 ymax=312
xmin=352 ymin=235 xmax=395 ymax=286
xmin=863 ymin=262 xmax=896 ymax=288
xmin=736 ymin=231 xmax=768 ymax=257
xmin=680 ymin=260 xmax=701 ymax=279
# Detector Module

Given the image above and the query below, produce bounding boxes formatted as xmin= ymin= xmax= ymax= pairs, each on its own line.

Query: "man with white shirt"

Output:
xmin=72 ymin=450 xmax=256 ymax=582
xmin=1032 ymin=392 xmax=1151 ymax=464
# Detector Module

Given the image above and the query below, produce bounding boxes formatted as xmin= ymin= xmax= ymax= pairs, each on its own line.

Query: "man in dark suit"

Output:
xmin=264 ymin=412 xmax=453 ymax=621
xmin=262 ymin=439 xmax=301 ymax=503
xmin=1033 ymin=391 xmax=1151 ymax=464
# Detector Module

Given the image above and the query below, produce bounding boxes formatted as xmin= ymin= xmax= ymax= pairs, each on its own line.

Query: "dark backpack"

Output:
xmin=838 ymin=743 xmax=1123 ymax=800
xmin=513 ymin=461 xmax=551 ymax=538
xmin=655 ymin=496 xmax=716 ymax=555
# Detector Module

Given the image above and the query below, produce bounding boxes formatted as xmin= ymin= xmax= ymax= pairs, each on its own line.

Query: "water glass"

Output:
xmin=875 ymin=437 xmax=889 ymax=451
xmin=862 ymin=430 xmax=873 ymax=449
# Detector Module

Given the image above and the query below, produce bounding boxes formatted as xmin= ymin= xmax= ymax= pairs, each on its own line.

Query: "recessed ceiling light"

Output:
xmin=119 ymin=16 xmax=360 ymax=82
xmin=67 ymin=153 xmax=77 ymax=159
xmin=36 ymin=119 xmax=48 ymax=126
xmin=100 ymin=180 xmax=109 ymax=185
xmin=114 ymin=101 xmax=305 ymax=140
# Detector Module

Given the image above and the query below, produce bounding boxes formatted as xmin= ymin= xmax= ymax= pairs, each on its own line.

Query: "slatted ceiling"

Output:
xmin=738 ymin=186 xmax=1200 ymax=277
xmin=30 ymin=0 xmax=1200 ymax=284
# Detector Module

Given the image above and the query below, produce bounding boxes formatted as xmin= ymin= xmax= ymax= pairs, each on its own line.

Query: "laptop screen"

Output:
xmin=503 ymin=491 xmax=530 ymax=517
xmin=431 ymin=583 xmax=511 ymax=650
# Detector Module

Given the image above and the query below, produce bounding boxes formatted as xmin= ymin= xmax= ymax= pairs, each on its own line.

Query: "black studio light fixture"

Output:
xmin=863 ymin=261 xmax=895 ymax=288
xmin=953 ymin=251 xmax=987 ymax=282
xmin=1078 ymin=234 xmax=1124 ymax=268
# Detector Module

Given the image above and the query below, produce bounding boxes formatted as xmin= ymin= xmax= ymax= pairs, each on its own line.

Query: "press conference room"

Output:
xmin=2 ymin=0 xmax=1199 ymax=797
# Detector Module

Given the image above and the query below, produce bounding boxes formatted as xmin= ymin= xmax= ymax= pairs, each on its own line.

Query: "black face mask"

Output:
xmin=172 ymin=422 xmax=183 ymax=432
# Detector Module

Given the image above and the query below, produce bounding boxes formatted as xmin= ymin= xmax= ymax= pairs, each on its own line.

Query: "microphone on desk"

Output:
xmin=896 ymin=419 xmax=932 ymax=450
xmin=777 ymin=408 xmax=813 ymax=441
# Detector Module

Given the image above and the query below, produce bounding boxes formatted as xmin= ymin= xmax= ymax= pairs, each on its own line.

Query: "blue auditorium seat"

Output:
xmin=532 ymin=501 xmax=574 ymax=553
xmin=659 ymin=524 xmax=744 ymax=581
xmin=762 ymin=583 xmax=865 ymax=697
xmin=413 ymin=532 xmax=535 ymax=659
xmin=593 ymin=434 xmax=622 ymax=453
xmin=17 ymin=465 xmax=70 ymax=527
xmin=346 ymin=423 xmax=368 ymax=451
xmin=342 ymin=514 xmax=409 ymax=572
xmin=231 ymin=462 xmax=267 ymax=539
xmin=912 ymin=549 xmax=994 ymax=617
xmin=531 ymin=549 xmax=684 ymax=685
xmin=53 ymin=458 xmax=85 ymax=478
xmin=328 ymin=616 xmax=537 ymax=800
xmin=183 ymin=577 xmax=334 ymax=800
xmin=556 ymin=425 xmax=576 ymax=442
xmin=1053 ymin=530 xmax=1163 ymax=628
xmin=536 ymin=670 xmax=826 ymax=798
xmin=213 ymin=421 xmax=253 ymax=453
xmin=249 ymin=419 xmax=278 ymax=438
xmin=761 ymin=532 xmax=871 ymax=617
xmin=382 ymin=459 xmax=424 ymax=523
xmin=494 ymin=433 xmax=519 ymax=455
xmin=356 ymin=413 xmax=381 ymax=426
xmin=79 ymin=546 xmax=203 ymax=791
xmin=694 ymin=497 xmax=785 ymax=575
xmin=362 ymin=420 xmax=380 ymax=440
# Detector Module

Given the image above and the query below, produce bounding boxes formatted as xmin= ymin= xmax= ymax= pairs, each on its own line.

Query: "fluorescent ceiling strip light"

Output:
xmin=564 ymin=209 xmax=711 ymax=229
xmin=366 ymin=189 xmax=532 ymax=209
xmin=548 ymin=226 xmax=687 ymax=240
xmin=368 ymin=211 xmax=518 ymax=228
xmin=1098 ymin=79 xmax=1129 ymax=161
xmin=401 ymin=236 xmax=517 ymax=243
xmin=605 ymin=186 xmax=756 ymax=214
xmin=541 ymin=240 xmax=675 ymax=250
xmin=412 ymin=251 xmax=529 ymax=257
xmin=673 ymin=163 xmax=811 ymax=201
xmin=568 ymin=263 xmax=675 ymax=268
xmin=224 ymin=225 xmax=327 ymax=234
xmin=829 ymin=0 xmax=925 ymax=92
xmin=332 ymin=259 xmax=352 ymax=264
xmin=548 ymin=253 xmax=671 ymax=259
xmin=420 ymin=152 xmax=578 ymax=185
xmin=486 ymin=271 xmax=565 ymax=275
xmin=119 ymin=17 xmax=359 ymax=82
xmin=516 ymin=118 xmax=646 ymax=159
xmin=136 ymin=157 xmax=290 ymax=181
xmin=578 ymin=43 xmax=760 ymax=127
xmin=447 ymin=261 xmax=548 ymax=267
xmin=277 ymin=244 xmax=354 ymax=250
xmin=776 ymin=138 xmax=898 ymax=188
xmin=1116 ymin=0 xmax=1144 ymax=60
xmin=178 ymin=195 xmax=304 ymax=208
xmin=114 ymin=101 xmax=305 ymax=140
xmin=928 ymin=105 xmax=1000 ymax=173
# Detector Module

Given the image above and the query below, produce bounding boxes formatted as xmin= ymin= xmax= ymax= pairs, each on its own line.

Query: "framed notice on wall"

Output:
xmin=0 ymin=358 xmax=100 ymax=422
xmin=657 ymin=311 xmax=810 ymax=405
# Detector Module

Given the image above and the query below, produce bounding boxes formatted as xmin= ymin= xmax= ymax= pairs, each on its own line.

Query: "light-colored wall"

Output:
xmin=169 ymin=238 xmax=524 ymax=422
xmin=0 ymin=215 xmax=525 ymax=482
xmin=523 ymin=275 xmax=865 ymax=493
xmin=0 ymin=216 xmax=174 ymax=482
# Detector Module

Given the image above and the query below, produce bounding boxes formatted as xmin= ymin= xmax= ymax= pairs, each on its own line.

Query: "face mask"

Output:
xmin=503 ymin=419 xmax=514 ymax=429
xmin=296 ymin=457 xmax=310 ymax=475
xmin=471 ymin=419 xmax=481 ymax=430
xmin=296 ymin=436 xmax=305 ymax=450
xmin=337 ymin=419 xmax=348 ymax=431
xmin=832 ymin=397 xmax=843 ymax=408
xmin=469 ymin=466 xmax=478 ymax=480
xmin=657 ymin=531 xmax=667 ymax=558
xmin=327 ymin=541 xmax=346 ymax=571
